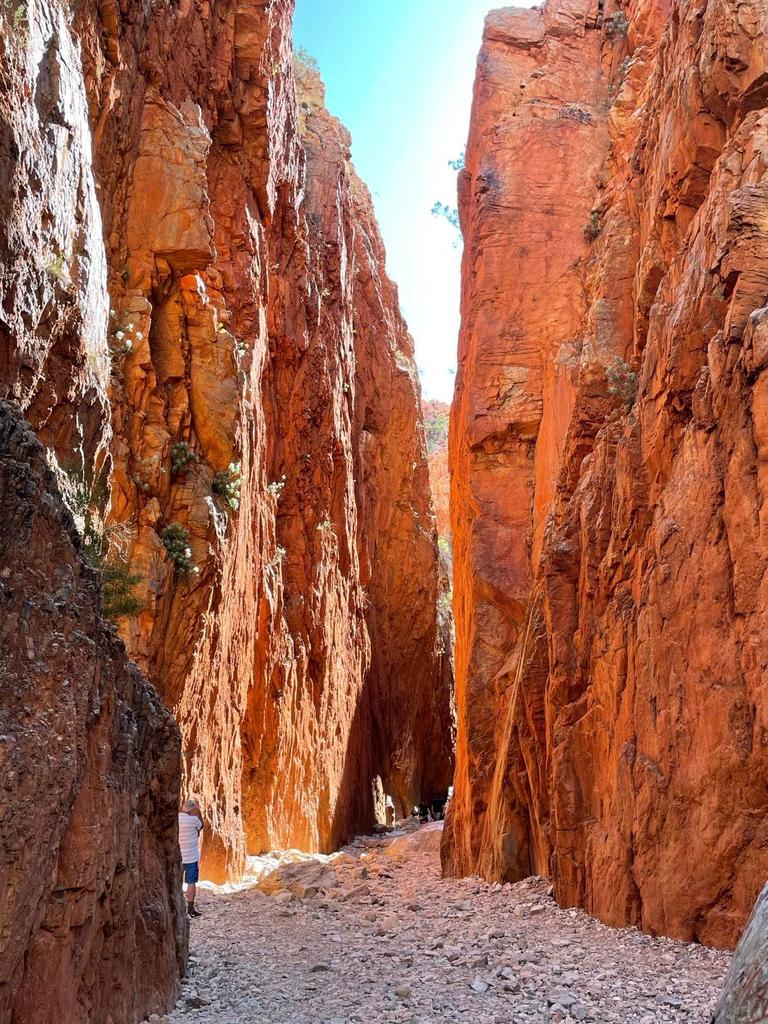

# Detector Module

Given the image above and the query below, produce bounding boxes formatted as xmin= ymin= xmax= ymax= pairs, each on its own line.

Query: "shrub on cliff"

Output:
xmin=584 ymin=210 xmax=602 ymax=242
xmin=431 ymin=202 xmax=460 ymax=231
xmin=1 ymin=1 xmax=26 ymax=31
xmin=161 ymin=523 xmax=196 ymax=575
xmin=294 ymin=47 xmax=319 ymax=72
xmin=171 ymin=441 xmax=197 ymax=476
xmin=212 ymin=463 xmax=242 ymax=511
xmin=59 ymin=464 xmax=146 ymax=620
xmin=604 ymin=10 xmax=629 ymax=39
xmin=606 ymin=356 xmax=639 ymax=411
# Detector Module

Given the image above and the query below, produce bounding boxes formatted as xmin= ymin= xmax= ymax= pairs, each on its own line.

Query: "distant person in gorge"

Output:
xmin=430 ymin=794 xmax=447 ymax=821
xmin=418 ymin=802 xmax=430 ymax=824
xmin=178 ymin=798 xmax=204 ymax=918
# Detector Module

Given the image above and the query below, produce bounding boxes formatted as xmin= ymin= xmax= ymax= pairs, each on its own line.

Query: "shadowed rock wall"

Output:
xmin=0 ymin=404 xmax=186 ymax=1024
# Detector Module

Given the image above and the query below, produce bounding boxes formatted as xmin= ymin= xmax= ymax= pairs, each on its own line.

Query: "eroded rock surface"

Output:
xmin=2 ymin=0 xmax=452 ymax=889
xmin=446 ymin=0 xmax=768 ymax=948
xmin=0 ymin=404 xmax=187 ymax=1024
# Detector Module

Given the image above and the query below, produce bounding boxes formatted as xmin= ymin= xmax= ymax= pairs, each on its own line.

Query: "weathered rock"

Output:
xmin=0 ymin=404 xmax=187 ymax=1024
xmin=713 ymin=883 xmax=768 ymax=1023
xmin=446 ymin=0 xmax=768 ymax=948
xmin=3 ymin=0 xmax=452 ymax=892
xmin=83 ymin=2 xmax=454 ymax=878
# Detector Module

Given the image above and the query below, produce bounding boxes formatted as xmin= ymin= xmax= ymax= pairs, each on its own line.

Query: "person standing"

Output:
xmin=178 ymin=798 xmax=203 ymax=917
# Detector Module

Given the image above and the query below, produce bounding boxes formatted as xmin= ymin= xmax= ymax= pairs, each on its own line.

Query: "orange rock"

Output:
xmin=445 ymin=0 xmax=768 ymax=949
xmin=98 ymin=7 xmax=454 ymax=878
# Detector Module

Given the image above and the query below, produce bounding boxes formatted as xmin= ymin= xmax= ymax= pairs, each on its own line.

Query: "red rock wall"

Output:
xmin=0 ymin=403 xmax=186 ymax=1024
xmin=0 ymin=0 xmax=452 ymax=1015
xmin=1 ymin=0 xmax=452 ymax=883
xmin=0 ymin=6 xmax=187 ymax=1020
xmin=446 ymin=0 xmax=768 ymax=949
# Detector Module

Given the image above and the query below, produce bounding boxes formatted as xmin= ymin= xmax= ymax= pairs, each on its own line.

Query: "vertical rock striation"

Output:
xmin=2 ymin=0 xmax=452 ymax=914
xmin=0 ymin=404 xmax=186 ymax=1024
xmin=0 ymin=5 xmax=186 ymax=1020
xmin=446 ymin=0 xmax=768 ymax=948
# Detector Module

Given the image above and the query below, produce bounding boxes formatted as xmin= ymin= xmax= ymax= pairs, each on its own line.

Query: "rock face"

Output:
xmin=713 ymin=881 xmax=768 ymax=1023
xmin=2 ymin=0 xmax=452 ymax=894
xmin=423 ymin=399 xmax=451 ymax=544
xmin=0 ymin=404 xmax=186 ymax=1024
xmin=446 ymin=0 xmax=768 ymax=948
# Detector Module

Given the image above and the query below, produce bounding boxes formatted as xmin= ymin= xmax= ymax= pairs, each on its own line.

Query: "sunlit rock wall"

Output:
xmin=446 ymin=0 xmax=768 ymax=948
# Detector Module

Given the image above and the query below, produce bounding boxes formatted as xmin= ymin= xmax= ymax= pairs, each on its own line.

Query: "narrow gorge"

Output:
xmin=1 ymin=0 xmax=767 ymax=1022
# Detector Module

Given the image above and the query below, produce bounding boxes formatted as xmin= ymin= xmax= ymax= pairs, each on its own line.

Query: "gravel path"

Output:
xmin=159 ymin=825 xmax=729 ymax=1024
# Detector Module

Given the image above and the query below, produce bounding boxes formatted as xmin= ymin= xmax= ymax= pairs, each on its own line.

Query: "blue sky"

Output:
xmin=293 ymin=0 xmax=497 ymax=402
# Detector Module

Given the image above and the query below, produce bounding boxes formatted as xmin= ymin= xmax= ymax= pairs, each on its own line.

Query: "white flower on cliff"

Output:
xmin=126 ymin=322 xmax=135 ymax=331
xmin=135 ymin=331 xmax=144 ymax=340
xmin=185 ymin=547 xmax=192 ymax=558
xmin=192 ymin=566 xmax=200 ymax=575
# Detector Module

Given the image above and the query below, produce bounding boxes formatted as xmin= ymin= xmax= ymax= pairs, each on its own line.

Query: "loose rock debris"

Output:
xmin=155 ymin=823 xmax=729 ymax=1024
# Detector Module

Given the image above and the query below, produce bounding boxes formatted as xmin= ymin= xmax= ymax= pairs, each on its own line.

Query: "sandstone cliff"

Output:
xmin=445 ymin=0 xmax=768 ymax=948
xmin=2 ymin=0 xmax=452 ymax=906
xmin=1 ymin=5 xmax=187 ymax=1020
xmin=0 ymin=404 xmax=187 ymax=1024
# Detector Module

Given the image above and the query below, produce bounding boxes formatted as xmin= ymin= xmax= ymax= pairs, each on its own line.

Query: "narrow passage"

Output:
xmin=164 ymin=825 xmax=728 ymax=1024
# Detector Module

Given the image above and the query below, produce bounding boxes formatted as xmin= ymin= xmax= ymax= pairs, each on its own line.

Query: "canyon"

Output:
xmin=2 ymin=0 xmax=768 ymax=1020
xmin=446 ymin=0 xmax=768 ymax=953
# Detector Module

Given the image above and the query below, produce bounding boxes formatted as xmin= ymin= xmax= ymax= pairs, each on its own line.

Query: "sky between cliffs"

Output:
xmin=293 ymin=0 xmax=512 ymax=402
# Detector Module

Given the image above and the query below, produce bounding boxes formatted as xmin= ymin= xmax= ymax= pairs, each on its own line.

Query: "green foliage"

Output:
xmin=431 ymin=202 xmax=461 ymax=231
xmin=604 ymin=10 xmax=629 ymax=38
xmin=171 ymin=441 xmax=197 ymax=476
xmin=605 ymin=357 xmax=639 ymax=411
xmin=424 ymin=412 xmax=449 ymax=456
xmin=583 ymin=210 xmax=602 ymax=242
xmin=294 ymin=46 xmax=320 ymax=72
xmin=59 ymin=464 xmax=145 ymax=620
xmin=59 ymin=462 xmax=109 ymax=560
xmin=101 ymin=560 xmax=145 ymax=620
xmin=212 ymin=462 xmax=242 ymax=511
xmin=266 ymin=477 xmax=286 ymax=498
xmin=161 ymin=523 xmax=195 ymax=575
xmin=45 ymin=252 xmax=71 ymax=286
xmin=448 ymin=150 xmax=465 ymax=172
xmin=1 ymin=1 xmax=26 ymax=31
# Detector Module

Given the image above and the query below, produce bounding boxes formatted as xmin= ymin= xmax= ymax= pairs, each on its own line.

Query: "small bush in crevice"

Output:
xmin=213 ymin=462 xmax=242 ymax=511
xmin=606 ymin=356 xmax=639 ymax=410
xmin=161 ymin=523 xmax=196 ymax=575
xmin=584 ymin=210 xmax=602 ymax=242
xmin=171 ymin=441 xmax=197 ymax=476
xmin=60 ymin=462 xmax=146 ymax=620
xmin=2 ymin=1 xmax=26 ymax=31
xmin=604 ymin=10 xmax=629 ymax=39
xmin=101 ymin=560 xmax=145 ymax=620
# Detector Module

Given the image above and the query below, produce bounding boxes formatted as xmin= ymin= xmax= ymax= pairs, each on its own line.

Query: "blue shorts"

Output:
xmin=183 ymin=862 xmax=199 ymax=884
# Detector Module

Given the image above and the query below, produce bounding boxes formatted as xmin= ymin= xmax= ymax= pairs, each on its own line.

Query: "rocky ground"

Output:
xmin=157 ymin=823 xmax=729 ymax=1024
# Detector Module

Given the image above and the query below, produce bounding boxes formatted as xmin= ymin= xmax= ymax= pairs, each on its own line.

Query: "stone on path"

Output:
xmin=163 ymin=824 xmax=730 ymax=1024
